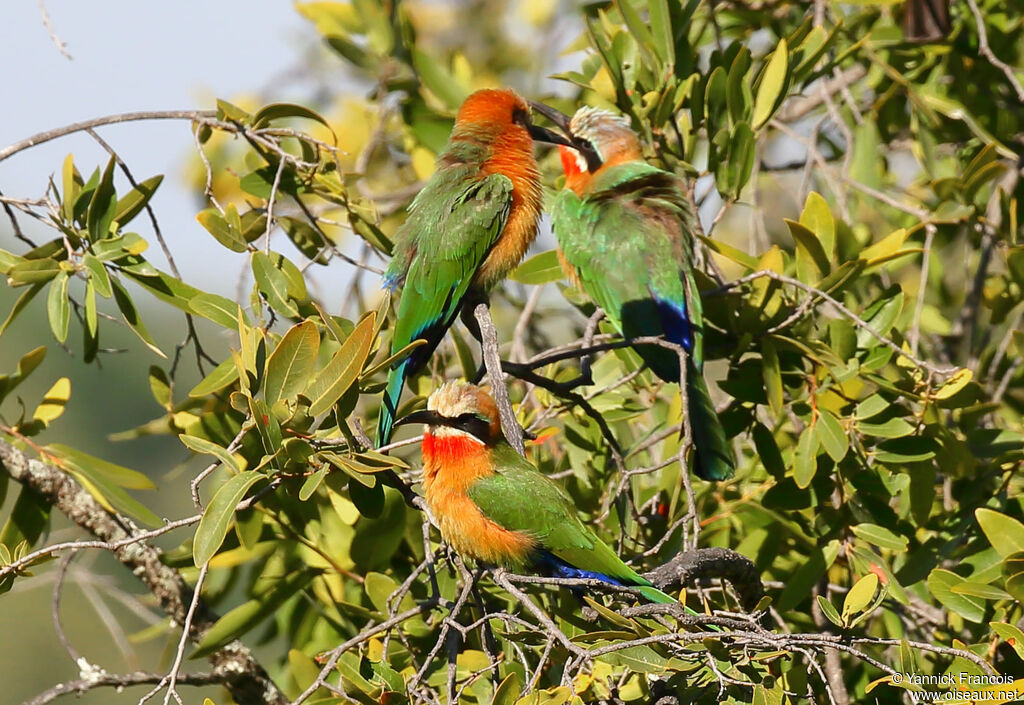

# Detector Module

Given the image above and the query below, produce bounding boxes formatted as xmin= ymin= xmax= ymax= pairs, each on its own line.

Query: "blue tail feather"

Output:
xmin=535 ymin=552 xmax=625 ymax=586
xmin=654 ymin=298 xmax=694 ymax=353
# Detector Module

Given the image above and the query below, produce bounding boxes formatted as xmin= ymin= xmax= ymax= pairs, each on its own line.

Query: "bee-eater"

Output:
xmin=377 ymin=89 xmax=570 ymax=446
xmin=529 ymin=104 xmax=735 ymax=481
xmin=395 ymin=381 xmax=676 ymax=604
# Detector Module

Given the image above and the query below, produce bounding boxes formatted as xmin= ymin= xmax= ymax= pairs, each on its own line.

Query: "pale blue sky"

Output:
xmin=0 ymin=1 xmax=336 ymax=298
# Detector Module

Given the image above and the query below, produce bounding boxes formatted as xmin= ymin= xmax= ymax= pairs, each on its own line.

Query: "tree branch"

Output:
xmin=0 ymin=438 xmax=287 ymax=705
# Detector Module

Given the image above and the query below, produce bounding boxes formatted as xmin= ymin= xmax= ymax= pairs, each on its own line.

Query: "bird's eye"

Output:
xmin=512 ymin=107 xmax=530 ymax=127
xmin=453 ymin=412 xmax=492 ymax=442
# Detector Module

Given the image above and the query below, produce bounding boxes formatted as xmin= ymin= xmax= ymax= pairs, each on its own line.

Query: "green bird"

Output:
xmin=395 ymin=381 xmax=676 ymax=603
xmin=377 ymin=88 xmax=570 ymax=446
xmin=530 ymin=103 xmax=735 ymax=481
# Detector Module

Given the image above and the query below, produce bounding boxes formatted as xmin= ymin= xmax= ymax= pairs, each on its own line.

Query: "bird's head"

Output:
xmin=528 ymin=103 xmax=642 ymax=190
xmin=453 ymin=89 xmax=575 ymax=148
xmin=394 ymin=381 xmax=501 ymax=446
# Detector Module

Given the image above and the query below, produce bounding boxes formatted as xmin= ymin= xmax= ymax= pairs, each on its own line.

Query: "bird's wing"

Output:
xmin=552 ymin=163 xmax=705 ymax=375
xmin=467 ymin=444 xmax=647 ymax=585
xmin=390 ymin=171 xmax=513 ymax=368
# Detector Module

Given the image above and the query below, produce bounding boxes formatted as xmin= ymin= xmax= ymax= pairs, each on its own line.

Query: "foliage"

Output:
xmin=1 ymin=1 xmax=1023 ymax=704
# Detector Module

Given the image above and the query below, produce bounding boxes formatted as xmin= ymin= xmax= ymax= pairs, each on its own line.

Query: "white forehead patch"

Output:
xmin=569 ymin=106 xmax=632 ymax=145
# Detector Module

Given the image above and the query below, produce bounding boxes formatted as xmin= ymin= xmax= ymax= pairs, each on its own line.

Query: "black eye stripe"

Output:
xmin=451 ymin=412 xmax=492 ymax=442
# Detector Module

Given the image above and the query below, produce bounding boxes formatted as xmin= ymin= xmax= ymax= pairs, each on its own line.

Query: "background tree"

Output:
xmin=1 ymin=1 xmax=1022 ymax=704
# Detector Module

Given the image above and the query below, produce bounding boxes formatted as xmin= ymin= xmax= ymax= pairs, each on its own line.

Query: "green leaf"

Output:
xmin=189 ymin=293 xmax=247 ymax=330
xmin=858 ymin=417 xmax=914 ymax=439
xmin=190 ymin=570 xmax=312 ymax=659
xmin=752 ymin=38 xmax=788 ymax=128
xmin=251 ymin=251 xmax=299 ymax=317
xmin=411 ymin=48 xmax=468 ymax=110
xmin=264 ymin=320 xmax=320 ymax=407
xmin=51 ymin=446 xmax=161 ymax=527
xmin=786 ymin=219 xmax=831 ymax=280
xmin=46 ymin=272 xmax=70 ymax=343
xmin=189 ymin=357 xmax=240 ymax=398
xmin=491 ymin=673 xmax=522 ymax=705
xmin=196 ymin=208 xmax=248 ymax=252
xmin=0 ymin=488 xmax=51 ymax=550
xmin=0 ymin=346 xmax=46 ymax=403
xmin=509 ymin=250 xmax=563 ymax=285
xmin=1004 ymin=552 xmax=1024 ymax=603
xmin=799 ymin=192 xmax=835 ymax=263
xmin=793 ymin=428 xmax=819 ymax=488
xmin=113 ymin=175 xmax=163 ymax=227
xmin=216 ymin=99 xmax=251 ymax=122
xmin=975 ymin=509 xmax=1024 ymax=558
xmin=87 ymin=157 xmax=118 ymax=240
xmin=933 ymin=367 xmax=973 ymax=400
xmin=0 ymin=283 xmax=45 ymax=336
xmin=110 ymin=277 xmax=166 ymax=358
xmin=7 ymin=258 xmax=61 ymax=285
xmin=928 ymin=569 xmax=986 ymax=623
xmin=82 ymin=254 xmax=112 ymax=298
xmin=851 ymin=523 xmax=908 ymax=551
xmin=816 ymin=410 xmax=847 ymax=462
xmin=761 ymin=337 xmax=783 ymax=415
xmin=752 ymin=423 xmax=785 ymax=478
xmin=842 ymin=573 xmax=878 ymax=623
xmin=816 ymin=595 xmax=842 ymax=627
xmin=252 ymin=102 xmax=333 ymax=131
xmin=30 ymin=377 xmax=71 ymax=429
xmin=193 ymin=471 xmax=264 ymax=566
xmin=179 ymin=434 xmax=241 ymax=474
xmin=48 ymin=444 xmax=155 ymax=490
xmin=148 ymin=366 xmax=171 ymax=409
xmin=990 ymin=623 xmax=1024 ymax=661
xmin=950 ymin=582 xmax=1011 ymax=601
xmin=305 ymin=313 xmax=376 ymax=417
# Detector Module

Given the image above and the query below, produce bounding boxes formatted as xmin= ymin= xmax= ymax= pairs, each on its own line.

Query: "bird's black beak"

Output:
xmin=528 ymin=100 xmax=603 ymax=172
xmin=393 ymin=409 xmax=444 ymax=428
xmin=527 ymin=122 xmax=575 ymax=148
xmin=515 ymin=104 xmax=574 ymax=148
xmin=528 ymin=100 xmax=573 ymax=136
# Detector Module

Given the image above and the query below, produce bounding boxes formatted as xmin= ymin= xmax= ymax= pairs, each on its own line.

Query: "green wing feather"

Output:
xmin=377 ymin=170 xmax=512 ymax=444
xmin=551 ymin=162 xmax=735 ymax=480
xmin=467 ymin=445 xmax=660 ymax=591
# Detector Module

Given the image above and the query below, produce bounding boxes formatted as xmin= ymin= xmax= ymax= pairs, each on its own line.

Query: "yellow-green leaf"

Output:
xmin=752 ymin=38 xmax=788 ymax=128
xmin=305 ymin=312 xmax=376 ymax=417
xmin=264 ymin=320 xmax=320 ymax=406
xmin=976 ymin=509 xmax=1024 ymax=558
xmin=193 ymin=471 xmax=264 ymax=566
xmin=842 ymin=573 xmax=878 ymax=622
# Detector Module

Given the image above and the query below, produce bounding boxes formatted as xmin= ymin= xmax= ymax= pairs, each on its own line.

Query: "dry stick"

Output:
xmin=0 ymin=110 xmax=216 ymax=163
xmin=674 ymin=344 xmax=701 ymax=552
xmin=22 ymin=672 xmax=220 ymax=705
xmin=965 ymin=0 xmax=1024 ymax=103
xmin=291 ymin=603 xmax=437 ymax=705
xmin=909 ymin=224 xmax=936 ymax=356
xmin=474 ymin=303 xmax=526 ymax=455
xmin=0 ymin=439 xmax=287 ymax=705
xmin=51 ymin=552 xmax=82 ymax=664
xmin=161 ymin=562 xmax=210 ymax=705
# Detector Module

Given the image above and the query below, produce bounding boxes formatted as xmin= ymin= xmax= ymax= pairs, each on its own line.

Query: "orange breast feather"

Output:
xmin=422 ymin=433 xmax=534 ymax=568
xmin=472 ymin=126 xmax=542 ymax=289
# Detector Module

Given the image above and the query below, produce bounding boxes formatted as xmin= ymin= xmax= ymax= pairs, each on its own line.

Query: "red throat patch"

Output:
xmin=558 ymin=145 xmax=583 ymax=178
xmin=421 ymin=432 xmax=486 ymax=471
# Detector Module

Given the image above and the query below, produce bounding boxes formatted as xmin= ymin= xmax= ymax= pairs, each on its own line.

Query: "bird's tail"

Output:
xmin=636 ymin=584 xmax=679 ymax=604
xmin=377 ymin=363 xmax=407 ymax=447
xmin=685 ymin=357 xmax=735 ymax=481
